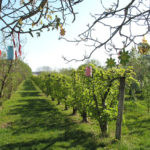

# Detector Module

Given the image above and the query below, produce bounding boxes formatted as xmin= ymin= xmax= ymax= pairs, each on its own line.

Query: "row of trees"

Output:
xmin=127 ymin=49 xmax=150 ymax=112
xmin=0 ymin=53 xmax=32 ymax=104
xmin=32 ymin=63 xmax=136 ymax=139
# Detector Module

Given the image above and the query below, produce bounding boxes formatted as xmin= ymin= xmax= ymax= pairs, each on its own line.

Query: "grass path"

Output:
xmin=1 ymin=79 xmax=150 ymax=150
xmin=0 ymin=79 xmax=100 ymax=150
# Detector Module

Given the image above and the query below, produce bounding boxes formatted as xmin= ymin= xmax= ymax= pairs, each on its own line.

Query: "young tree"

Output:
xmin=70 ymin=70 xmax=79 ymax=115
xmin=0 ymin=58 xmax=32 ymax=101
xmin=0 ymin=59 xmax=13 ymax=98
xmin=76 ymin=64 xmax=92 ymax=122
xmin=88 ymin=65 xmax=120 ymax=137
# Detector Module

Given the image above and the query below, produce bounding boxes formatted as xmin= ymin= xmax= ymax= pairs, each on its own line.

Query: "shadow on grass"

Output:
xmin=22 ymin=79 xmax=36 ymax=91
xmin=127 ymin=118 xmax=150 ymax=136
xmin=19 ymin=91 xmax=41 ymax=97
xmin=0 ymin=80 xmax=100 ymax=150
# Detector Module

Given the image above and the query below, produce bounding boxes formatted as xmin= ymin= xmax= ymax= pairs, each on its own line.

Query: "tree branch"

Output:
xmin=61 ymin=0 xmax=150 ymax=62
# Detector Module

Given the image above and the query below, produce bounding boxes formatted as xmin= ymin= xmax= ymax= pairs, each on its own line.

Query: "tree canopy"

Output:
xmin=1 ymin=0 xmax=150 ymax=64
xmin=0 ymin=0 xmax=83 ymax=38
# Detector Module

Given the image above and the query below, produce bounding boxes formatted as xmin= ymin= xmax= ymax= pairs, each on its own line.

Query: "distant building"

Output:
xmin=32 ymin=72 xmax=41 ymax=76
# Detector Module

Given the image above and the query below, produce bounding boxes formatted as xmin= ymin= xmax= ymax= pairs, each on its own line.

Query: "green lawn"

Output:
xmin=0 ymin=79 xmax=150 ymax=150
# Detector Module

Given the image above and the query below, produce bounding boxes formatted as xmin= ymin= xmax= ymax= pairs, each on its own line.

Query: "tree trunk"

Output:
xmin=99 ymin=120 xmax=108 ymax=137
xmin=92 ymin=76 xmax=108 ymax=137
xmin=72 ymin=106 xmax=77 ymax=115
xmin=57 ymin=101 xmax=60 ymax=105
xmin=0 ymin=60 xmax=13 ymax=98
xmin=115 ymin=77 xmax=126 ymax=140
xmin=64 ymin=103 xmax=68 ymax=110
xmin=81 ymin=111 xmax=88 ymax=122
xmin=7 ymin=84 xmax=13 ymax=99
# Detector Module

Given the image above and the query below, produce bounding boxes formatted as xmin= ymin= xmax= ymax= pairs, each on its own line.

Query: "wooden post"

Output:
xmin=115 ymin=77 xmax=126 ymax=140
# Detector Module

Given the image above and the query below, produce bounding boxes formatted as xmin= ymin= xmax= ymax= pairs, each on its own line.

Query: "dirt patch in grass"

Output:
xmin=0 ymin=122 xmax=12 ymax=129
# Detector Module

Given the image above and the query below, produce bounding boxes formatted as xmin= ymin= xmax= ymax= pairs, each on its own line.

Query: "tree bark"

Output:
xmin=81 ymin=111 xmax=88 ymax=122
xmin=92 ymin=75 xmax=109 ymax=137
xmin=64 ymin=102 xmax=68 ymax=110
xmin=0 ymin=60 xmax=13 ymax=98
xmin=99 ymin=120 xmax=108 ymax=137
xmin=7 ymin=80 xmax=13 ymax=99
xmin=57 ymin=100 xmax=60 ymax=105
xmin=115 ymin=77 xmax=126 ymax=140
xmin=72 ymin=106 xmax=77 ymax=115
xmin=0 ymin=0 xmax=2 ymax=12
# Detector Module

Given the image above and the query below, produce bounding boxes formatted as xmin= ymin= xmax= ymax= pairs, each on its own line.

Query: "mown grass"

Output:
xmin=0 ymin=79 xmax=150 ymax=150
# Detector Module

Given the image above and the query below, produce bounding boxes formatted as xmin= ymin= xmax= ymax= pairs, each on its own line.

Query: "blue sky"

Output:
xmin=23 ymin=0 xmax=109 ymax=71
xmin=2 ymin=0 xmax=145 ymax=71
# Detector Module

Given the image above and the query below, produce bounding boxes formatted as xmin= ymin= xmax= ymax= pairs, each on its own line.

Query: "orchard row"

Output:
xmin=0 ymin=59 xmax=32 ymax=102
xmin=32 ymin=64 xmax=137 ymax=139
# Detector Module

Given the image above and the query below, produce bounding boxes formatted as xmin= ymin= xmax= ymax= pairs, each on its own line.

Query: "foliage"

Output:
xmin=32 ymin=72 xmax=72 ymax=108
xmin=0 ymin=0 xmax=83 ymax=39
xmin=33 ymin=63 xmax=137 ymax=137
xmin=0 ymin=79 xmax=150 ymax=150
xmin=118 ymin=49 xmax=130 ymax=66
xmin=0 ymin=58 xmax=32 ymax=102
xmin=106 ymin=57 xmax=116 ymax=68
xmin=138 ymin=37 xmax=150 ymax=55
xmin=142 ymin=76 xmax=150 ymax=113
xmin=58 ymin=68 xmax=74 ymax=76
xmin=62 ymin=1 xmax=150 ymax=63
xmin=127 ymin=47 xmax=150 ymax=99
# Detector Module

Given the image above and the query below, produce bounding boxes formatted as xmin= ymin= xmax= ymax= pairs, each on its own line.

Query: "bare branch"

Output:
xmin=61 ymin=0 xmax=150 ymax=62
xmin=0 ymin=0 xmax=2 ymax=12
xmin=0 ymin=0 xmax=83 ymax=40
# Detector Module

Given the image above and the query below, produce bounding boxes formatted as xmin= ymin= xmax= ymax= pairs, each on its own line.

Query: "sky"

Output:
xmin=1 ymin=0 xmax=148 ymax=72
xmin=23 ymin=0 xmax=112 ymax=71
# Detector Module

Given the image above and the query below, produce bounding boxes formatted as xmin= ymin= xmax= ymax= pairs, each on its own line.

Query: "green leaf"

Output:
xmin=118 ymin=49 xmax=130 ymax=66
xmin=106 ymin=57 xmax=116 ymax=68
